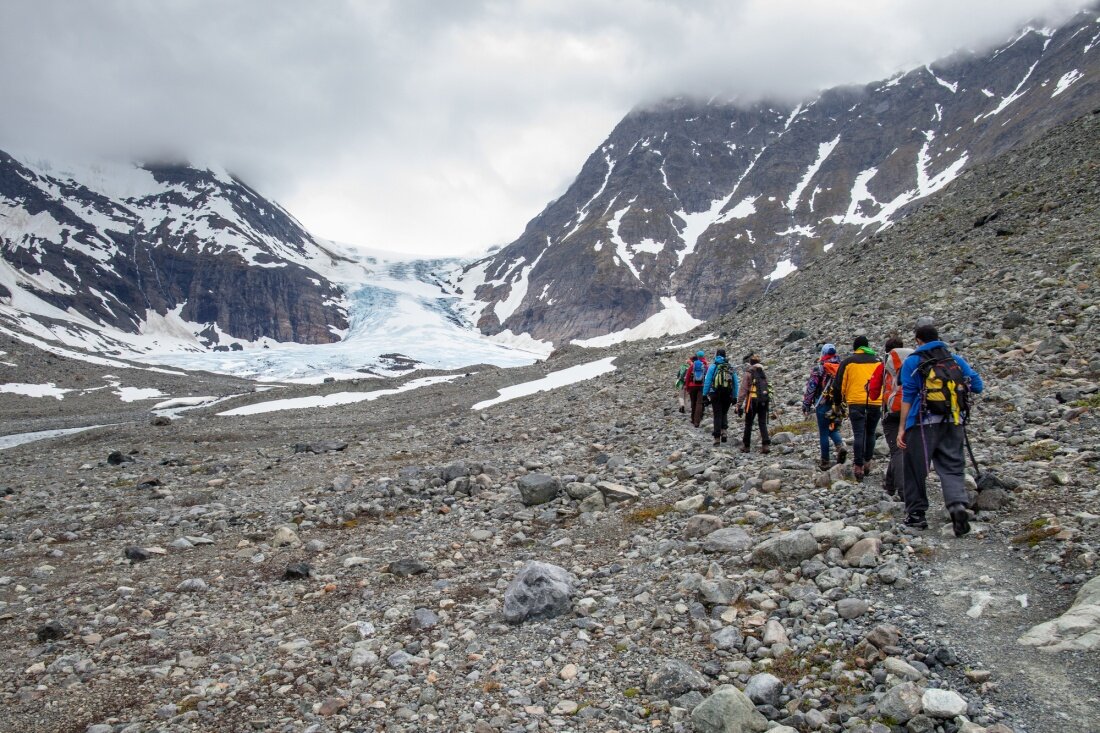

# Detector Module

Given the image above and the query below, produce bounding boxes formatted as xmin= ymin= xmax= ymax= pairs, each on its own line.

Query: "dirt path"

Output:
xmin=898 ymin=523 xmax=1100 ymax=733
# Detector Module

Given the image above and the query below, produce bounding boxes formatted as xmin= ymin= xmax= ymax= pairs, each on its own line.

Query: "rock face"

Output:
xmin=0 ymin=153 xmax=348 ymax=348
xmin=452 ymin=9 xmax=1100 ymax=344
xmin=502 ymin=561 xmax=576 ymax=624
xmin=1018 ymin=574 xmax=1100 ymax=652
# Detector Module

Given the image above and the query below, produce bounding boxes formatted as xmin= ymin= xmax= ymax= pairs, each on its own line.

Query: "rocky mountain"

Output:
xmin=455 ymin=5 xmax=1100 ymax=344
xmin=0 ymin=153 xmax=351 ymax=354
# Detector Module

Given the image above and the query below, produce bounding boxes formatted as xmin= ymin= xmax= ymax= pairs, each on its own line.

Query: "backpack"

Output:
xmin=749 ymin=366 xmax=770 ymax=406
xmin=691 ymin=358 xmax=706 ymax=385
xmin=816 ymin=360 xmax=840 ymax=406
xmin=916 ymin=347 xmax=969 ymax=423
xmin=676 ymin=363 xmax=689 ymax=387
xmin=713 ymin=362 xmax=733 ymax=392
xmin=883 ymin=348 xmax=914 ymax=413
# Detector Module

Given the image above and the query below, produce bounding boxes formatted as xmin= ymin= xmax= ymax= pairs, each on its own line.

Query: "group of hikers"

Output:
xmin=675 ymin=322 xmax=984 ymax=536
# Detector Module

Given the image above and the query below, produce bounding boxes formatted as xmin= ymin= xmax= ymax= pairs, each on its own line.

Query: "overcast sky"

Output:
xmin=0 ymin=1 xmax=1092 ymax=257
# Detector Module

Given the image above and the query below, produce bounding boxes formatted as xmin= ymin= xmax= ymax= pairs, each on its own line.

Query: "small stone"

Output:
xmin=751 ymin=530 xmax=819 ymax=568
xmin=884 ymin=657 xmax=925 ymax=681
xmin=878 ymin=681 xmax=924 ymax=724
xmin=410 ymin=608 xmax=439 ymax=632
xmin=271 ymin=525 xmax=302 ymax=548
xmin=837 ymin=598 xmax=870 ymax=618
xmin=702 ymin=527 xmax=752 ymax=553
xmin=387 ymin=558 xmax=430 ymax=576
xmin=743 ymin=673 xmax=782 ymax=707
xmin=517 ymin=474 xmax=561 ymax=506
xmin=646 ymin=659 xmax=712 ymax=700
xmin=503 ymin=561 xmax=575 ymax=624
xmin=176 ymin=578 xmax=208 ymax=593
xmin=559 ymin=663 xmax=579 ymax=680
xmin=124 ymin=546 xmax=150 ymax=563
xmin=35 ymin=620 xmax=66 ymax=642
xmin=684 ymin=514 xmax=723 ymax=539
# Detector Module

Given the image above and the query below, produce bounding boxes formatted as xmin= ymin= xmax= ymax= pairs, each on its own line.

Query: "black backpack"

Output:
xmin=749 ymin=366 xmax=770 ymax=407
xmin=916 ymin=347 xmax=969 ymax=423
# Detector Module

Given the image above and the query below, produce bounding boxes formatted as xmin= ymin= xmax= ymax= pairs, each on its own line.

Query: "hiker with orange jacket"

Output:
xmin=832 ymin=335 xmax=883 ymax=482
xmin=867 ymin=335 xmax=912 ymax=496
xmin=802 ymin=344 xmax=847 ymax=471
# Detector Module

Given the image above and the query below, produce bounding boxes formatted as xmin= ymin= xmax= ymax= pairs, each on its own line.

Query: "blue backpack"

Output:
xmin=692 ymin=359 xmax=706 ymax=384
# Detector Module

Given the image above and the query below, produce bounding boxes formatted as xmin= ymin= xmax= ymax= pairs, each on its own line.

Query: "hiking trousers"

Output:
xmin=815 ymin=402 xmax=844 ymax=461
xmin=882 ymin=412 xmax=904 ymax=495
xmin=742 ymin=399 xmax=770 ymax=448
xmin=687 ymin=386 xmax=704 ymax=427
xmin=677 ymin=387 xmax=687 ymax=409
xmin=848 ymin=405 xmax=881 ymax=467
xmin=711 ymin=390 xmax=732 ymax=438
xmin=902 ymin=421 xmax=969 ymax=518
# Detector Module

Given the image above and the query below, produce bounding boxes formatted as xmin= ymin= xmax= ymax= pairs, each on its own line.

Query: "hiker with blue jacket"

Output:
xmin=703 ymin=348 xmax=738 ymax=446
xmin=897 ymin=323 xmax=984 ymax=535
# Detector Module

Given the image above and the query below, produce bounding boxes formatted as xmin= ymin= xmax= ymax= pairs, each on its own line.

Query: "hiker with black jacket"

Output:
xmin=737 ymin=354 xmax=770 ymax=454
xmin=897 ymin=323 xmax=985 ymax=535
xmin=703 ymin=348 xmax=738 ymax=446
xmin=802 ymin=343 xmax=847 ymax=471
xmin=833 ymin=335 xmax=883 ymax=483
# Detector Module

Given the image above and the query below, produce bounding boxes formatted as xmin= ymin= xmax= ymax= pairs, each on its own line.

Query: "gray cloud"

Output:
xmin=1 ymin=0 xmax=1092 ymax=255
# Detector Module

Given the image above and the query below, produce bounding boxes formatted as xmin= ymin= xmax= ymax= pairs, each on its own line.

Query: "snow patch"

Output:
xmin=767 ymin=259 xmax=798 ymax=281
xmin=0 ymin=382 xmax=71 ymax=399
xmin=0 ymin=425 xmax=102 ymax=450
xmin=659 ymin=334 xmax=718 ymax=352
xmin=219 ymin=375 xmax=464 ymax=416
xmin=472 ymin=358 xmax=617 ymax=411
xmin=1052 ymin=69 xmax=1084 ymax=97
xmin=572 ymin=297 xmax=703 ymax=349
xmin=787 ymin=136 xmax=840 ymax=211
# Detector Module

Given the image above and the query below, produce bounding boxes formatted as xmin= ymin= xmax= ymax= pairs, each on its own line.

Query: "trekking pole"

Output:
xmin=962 ymin=425 xmax=982 ymax=479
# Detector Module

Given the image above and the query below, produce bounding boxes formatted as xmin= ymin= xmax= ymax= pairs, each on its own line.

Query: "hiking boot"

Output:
xmin=721 ymin=431 xmax=728 ymax=443
xmin=863 ymin=461 xmax=873 ymax=475
xmin=819 ymin=459 xmax=831 ymax=472
xmin=903 ymin=515 xmax=928 ymax=530
xmin=853 ymin=465 xmax=864 ymax=483
xmin=950 ymin=505 xmax=972 ymax=537
xmin=760 ymin=445 xmax=770 ymax=454
xmin=679 ymin=405 xmax=685 ymax=414
xmin=836 ymin=446 xmax=848 ymax=464
xmin=713 ymin=437 xmax=721 ymax=447
xmin=740 ymin=445 xmax=750 ymax=453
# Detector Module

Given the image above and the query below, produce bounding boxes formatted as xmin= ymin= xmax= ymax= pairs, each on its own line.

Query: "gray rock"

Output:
xmin=975 ymin=488 xmax=1011 ymax=511
xmin=502 ymin=561 xmax=575 ymax=624
xmin=176 ymin=578 xmax=208 ymax=593
xmin=596 ymin=480 xmax=639 ymax=502
xmin=921 ymin=688 xmax=967 ymax=718
xmin=751 ymin=530 xmax=819 ymax=568
xmin=712 ymin=626 xmax=743 ymax=651
xmin=517 ymin=474 xmax=561 ymax=506
xmin=578 ymin=491 xmax=606 ymax=513
xmin=387 ymin=558 xmax=430 ymax=577
xmin=877 ymin=681 xmax=925 ymax=724
xmin=1018 ymin=574 xmax=1100 ymax=651
xmin=685 ymin=514 xmax=724 ymax=539
xmin=690 ymin=685 xmax=769 ymax=733
xmin=702 ymin=527 xmax=752 ymax=553
xmin=884 ymin=657 xmax=925 ymax=681
xmin=844 ymin=537 xmax=881 ymax=567
xmin=646 ymin=659 xmax=712 ymax=700
xmin=410 ymin=608 xmax=439 ymax=632
xmin=271 ymin=525 xmax=302 ymax=548
xmin=699 ymin=578 xmax=745 ymax=605
xmin=743 ymin=672 xmax=782 ymax=707
xmin=837 ymin=598 xmax=870 ymax=618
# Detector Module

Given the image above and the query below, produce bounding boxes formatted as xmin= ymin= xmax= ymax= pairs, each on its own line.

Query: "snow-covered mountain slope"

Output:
xmin=454 ymin=6 xmax=1100 ymax=344
xmin=0 ymin=151 xmax=350 ymax=353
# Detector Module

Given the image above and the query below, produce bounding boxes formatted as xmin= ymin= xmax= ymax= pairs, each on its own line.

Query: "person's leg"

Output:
xmin=757 ymin=401 xmax=770 ymax=450
xmin=711 ymin=393 xmax=723 ymax=440
xmin=882 ymin=412 xmax=901 ymax=495
xmin=742 ymin=404 xmax=753 ymax=450
xmin=902 ymin=424 xmax=931 ymax=523
xmin=932 ymin=424 xmax=970 ymax=506
xmin=690 ymin=388 xmax=703 ymax=427
xmin=678 ymin=387 xmax=686 ymax=412
xmin=849 ymin=406 xmax=868 ymax=467
xmin=864 ymin=406 xmax=882 ymax=471
xmin=717 ymin=392 xmax=730 ymax=440
xmin=816 ymin=404 xmax=832 ymax=462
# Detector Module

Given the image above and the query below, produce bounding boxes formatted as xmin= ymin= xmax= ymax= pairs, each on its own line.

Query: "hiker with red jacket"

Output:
xmin=737 ymin=354 xmax=770 ymax=454
xmin=832 ymin=335 xmax=883 ymax=483
xmin=684 ymin=350 xmax=708 ymax=428
xmin=897 ymin=323 xmax=985 ymax=535
xmin=802 ymin=344 xmax=847 ymax=471
xmin=868 ymin=335 xmax=912 ymax=496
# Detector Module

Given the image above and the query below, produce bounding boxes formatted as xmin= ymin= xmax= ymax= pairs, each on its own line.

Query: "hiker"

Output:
xmin=868 ymin=335 xmax=912 ymax=497
xmin=675 ymin=354 xmax=691 ymax=414
xmin=703 ymin=348 xmax=738 ymax=446
xmin=737 ymin=354 xmax=770 ymax=454
xmin=683 ymin=350 xmax=708 ymax=428
xmin=833 ymin=335 xmax=883 ymax=482
xmin=897 ymin=323 xmax=985 ymax=535
xmin=802 ymin=343 xmax=847 ymax=471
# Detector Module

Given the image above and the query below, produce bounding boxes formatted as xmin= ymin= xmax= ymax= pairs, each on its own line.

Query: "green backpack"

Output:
xmin=713 ymin=362 xmax=733 ymax=392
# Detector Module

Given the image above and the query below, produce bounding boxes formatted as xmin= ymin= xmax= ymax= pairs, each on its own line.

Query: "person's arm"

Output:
xmin=703 ymin=364 xmax=716 ymax=395
xmin=898 ymin=401 xmax=911 ymax=449
xmin=802 ymin=367 xmax=820 ymax=412
xmin=956 ymin=355 xmax=984 ymax=394
xmin=868 ymin=362 xmax=884 ymax=401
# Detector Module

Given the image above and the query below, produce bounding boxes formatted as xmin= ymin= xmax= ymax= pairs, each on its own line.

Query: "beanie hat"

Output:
xmin=696 ymin=350 xmax=705 ymax=357
xmin=821 ymin=343 xmax=836 ymax=357
xmin=853 ymin=335 xmax=870 ymax=349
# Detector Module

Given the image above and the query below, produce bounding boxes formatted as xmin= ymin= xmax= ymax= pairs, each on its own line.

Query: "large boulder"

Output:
xmin=502 ymin=561 xmax=575 ymax=624
xmin=751 ymin=530 xmax=820 ymax=568
xmin=517 ymin=474 xmax=561 ymax=506
xmin=690 ymin=685 xmax=769 ymax=733
xmin=1018 ymin=575 xmax=1100 ymax=652
xmin=703 ymin=527 xmax=753 ymax=553
xmin=877 ymin=681 xmax=925 ymax=724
